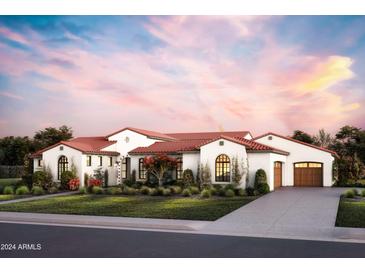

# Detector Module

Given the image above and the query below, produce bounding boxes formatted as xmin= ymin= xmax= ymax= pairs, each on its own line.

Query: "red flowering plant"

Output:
xmin=67 ymin=178 xmax=80 ymax=191
xmin=88 ymin=178 xmax=102 ymax=187
xmin=143 ymin=154 xmax=177 ymax=186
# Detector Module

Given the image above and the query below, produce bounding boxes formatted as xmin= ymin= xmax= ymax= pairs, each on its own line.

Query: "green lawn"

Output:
xmin=336 ymin=198 xmax=365 ymax=228
xmin=0 ymin=195 xmax=30 ymax=201
xmin=0 ymin=178 xmax=21 ymax=187
xmin=0 ymin=194 xmax=256 ymax=221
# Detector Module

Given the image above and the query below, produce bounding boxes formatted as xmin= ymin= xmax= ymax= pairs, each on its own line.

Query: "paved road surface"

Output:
xmin=0 ymin=223 xmax=365 ymax=257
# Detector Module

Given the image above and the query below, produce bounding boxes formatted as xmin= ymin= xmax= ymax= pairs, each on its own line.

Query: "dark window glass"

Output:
xmin=58 ymin=156 xmax=68 ymax=180
xmin=139 ymin=158 xmax=147 ymax=179
xmin=176 ymin=157 xmax=183 ymax=180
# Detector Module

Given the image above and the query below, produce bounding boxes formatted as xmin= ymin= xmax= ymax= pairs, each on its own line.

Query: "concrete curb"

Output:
xmin=0 ymin=211 xmax=211 ymax=231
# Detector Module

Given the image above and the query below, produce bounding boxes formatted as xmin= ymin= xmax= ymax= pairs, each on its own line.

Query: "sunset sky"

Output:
xmin=0 ymin=16 xmax=364 ymax=137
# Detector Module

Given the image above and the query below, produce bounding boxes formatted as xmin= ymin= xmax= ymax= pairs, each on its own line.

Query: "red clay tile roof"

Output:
xmin=166 ymin=131 xmax=251 ymax=140
xmin=129 ymin=135 xmax=289 ymax=155
xmin=106 ymin=127 xmax=176 ymax=141
xmin=31 ymin=137 xmax=119 ymax=158
xmin=253 ymin=132 xmax=337 ymax=156
xmin=129 ymin=139 xmax=205 ymax=154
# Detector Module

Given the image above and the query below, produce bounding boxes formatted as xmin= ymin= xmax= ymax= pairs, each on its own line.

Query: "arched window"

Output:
xmin=58 ymin=156 xmax=68 ymax=180
xmin=176 ymin=157 xmax=183 ymax=180
xmin=215 ymin=154 xmax=230 ymax=182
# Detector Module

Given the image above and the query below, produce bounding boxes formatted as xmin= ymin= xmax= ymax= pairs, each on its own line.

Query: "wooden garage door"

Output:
xmin=294 ymin=162 xmax=323 ymax=187
xmin=274 ymin=161 xmax=282 ymax=189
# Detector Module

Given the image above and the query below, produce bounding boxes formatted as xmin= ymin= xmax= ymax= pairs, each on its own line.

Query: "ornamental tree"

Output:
xmin=143 ymin=154 xmax=177 ymax=186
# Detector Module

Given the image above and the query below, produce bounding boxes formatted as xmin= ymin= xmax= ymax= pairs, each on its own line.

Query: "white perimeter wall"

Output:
xmin=200 ymin=138 xmax=248 ymax=185
xmin=247 ymin=152 xmax=287 ymax=191
xmin=255 ymin=135 xmax=335 ymax=187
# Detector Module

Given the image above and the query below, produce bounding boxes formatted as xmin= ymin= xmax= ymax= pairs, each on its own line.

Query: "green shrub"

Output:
xmin=106 ymin=187 xmax=119 ymax=195
xmin=257 ymin=183 xmax=270 ymax=194
xmin=224 ymin=184 xmax=235 ymax=191
xmin=60 ymin=171 xmax=76 ymax=190
xmin=15 ymin=186 xmax=30 ymax=195
xmin=3 ymin=186 xmax=14 ymax=195
xmin=254 ymin=169 xmax=267 ymax=189
xmin=238 ymin=188 xmax=247 ymax=196
xmin=182 ymin=169 xmax=195 ymax=188
xmin=170 ymin=186 xmax=182 ymax=194
xmin=246 ymin=187 xmax=255 ymax=196
xmin=79 ymin=187 xmax=87 ymax=194
xmin=48 ymin=187 xmax=58 ymax=194
xmin=190 ymin=186 xmax=200 ymax=195
xmin=361 ymin=189 xmax=365 ymax=197
xmin=200 ymin=189 xmax=211 ymax=198
xmin=210 ymin=187 xmax=218 ymax=196
xmin=123 ymin=186 xmax=137 ymax=195
xmin=182 ymin=188 xmax=192 ymax=197
xmin=32 ymin=186 xmax=44 ymax=196
xmin=92 ymin=186 xmax=103 ymax=194
xmin=352 ymin=188 xmax=359 ymax=196
xmin=157 ymin=187 xmax=165 ymax=196
xmin=218 ymin=188 xmax=226 ymax=196
xmin=149 ymin=188 xmax=159 ymax=196
xmin=140 ymin=186 xmax=151 ymax=195
xmin=163 ymin=188 xmax=171 ymax=196
xmin=344 ymin=189 xmax=355 ymax=198
xmin=225 ymin=189 xmax=235 ymax=197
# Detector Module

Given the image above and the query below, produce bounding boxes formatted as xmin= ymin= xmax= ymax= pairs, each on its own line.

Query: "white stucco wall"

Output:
xmin=41 ymin=144 xmax=83 ymax=185
xmin=200 ymin=138 xmax=248 ymax=186
xmin=182 ymin=152 xmax=200 ymax=178
xmin=247 ymin=152 xmax=287 ymax=191
xmin=82 ymin=154 xmax=118 ymax=186
xmin=107 ymin=129 xmax=163 ymax=157
xmin=255 ymin=134 xmax=335 ymax=187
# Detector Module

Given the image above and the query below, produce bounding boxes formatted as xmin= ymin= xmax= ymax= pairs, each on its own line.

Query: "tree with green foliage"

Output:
xmin=0 ymin=136 xmax=33 ymax=165
xmin=231 ymin=157 xmax=246 ymax=187
xmin=291 ymin=130 xmax=314 ymax=144
xmin=33 ymin=125 xmax=73 ymax=151
xmin=313 ymin=129 xmax=334 ymax=148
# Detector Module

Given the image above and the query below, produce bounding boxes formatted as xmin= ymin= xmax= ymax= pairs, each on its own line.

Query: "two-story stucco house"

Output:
xmin=31 ymin=127 xmax=336 ymax=190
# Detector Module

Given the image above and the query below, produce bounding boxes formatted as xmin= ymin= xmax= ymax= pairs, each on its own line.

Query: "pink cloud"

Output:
xmin=0 ymin=16 xmax=363 ymax=136
xmin=0 ymin=91 xmax=24 ymax=100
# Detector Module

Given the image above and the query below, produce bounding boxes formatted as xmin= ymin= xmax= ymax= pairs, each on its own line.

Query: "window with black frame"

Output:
xmin=176 ymin=157 xmax=183 ymax=180
xmin=58 ymin=156 xmax=68 ymax=180
xmin=215 ymin=154 xmax=230 ymax=182
xmin=121 ymin=157 xmax=128 ymax=179
xmin=139 ymin=158 xmax=147 ymax=179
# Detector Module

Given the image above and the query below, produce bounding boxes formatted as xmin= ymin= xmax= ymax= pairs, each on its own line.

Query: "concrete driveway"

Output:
xmin=205 ymin=187 xmax=365 ymax=242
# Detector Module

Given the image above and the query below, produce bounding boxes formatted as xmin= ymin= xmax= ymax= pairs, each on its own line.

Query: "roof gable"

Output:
xmin=106 ymin=127 xmax=176 ymax=141
xmin=31 ymin=137 xmax=119 ymax=158
xmin=253 ymin=132 xmax=337 ymax=156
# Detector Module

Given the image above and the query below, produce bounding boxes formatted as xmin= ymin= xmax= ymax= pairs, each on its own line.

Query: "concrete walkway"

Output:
xmin=0 ymin=191 xmax=75 ymax=205
xmin=204 ymin=187 xmax=365 ymax=242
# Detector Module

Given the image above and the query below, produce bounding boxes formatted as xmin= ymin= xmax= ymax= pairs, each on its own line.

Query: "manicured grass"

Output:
xmin=0 ymin=195 xmax=30 ymax=201
xmin=336 ymin=198 xmax=365 ymax=228
xmin=0 ymin=194 xmax=256 ymax=221
xmin=0 ymin=178 xmax=21 ymax=187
